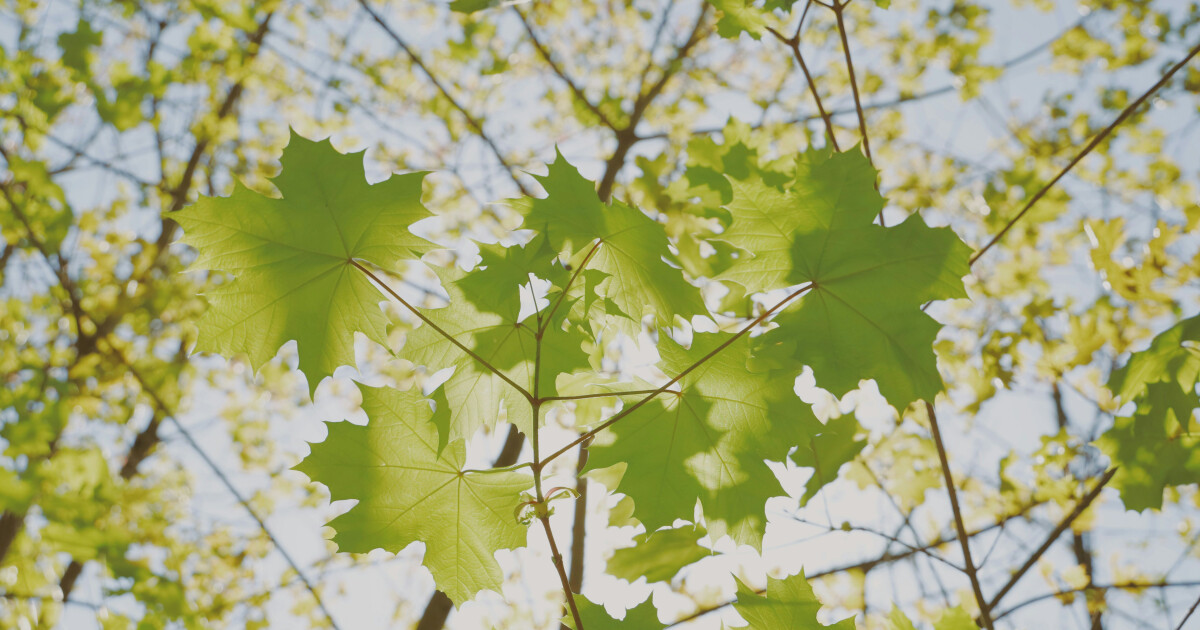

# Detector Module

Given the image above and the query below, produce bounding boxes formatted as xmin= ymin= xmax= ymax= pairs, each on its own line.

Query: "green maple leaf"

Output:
xmin=733 ymin=570 xmax=855 ymax=629
xmin=177 ymin=131 xmax=431 ymax=397
xmin=606 ymin=525 xmax=711 ymax=583
xmin=403 ymin=261 xmax=591 ymax=439
xmin=512 ymin=151 xmax=707 ymax=333
xmin=565 ymin=597 xmax=665 ymax=630
xmin=718 ymin=149 xmax=970 ymax=409
xmin=587 ymin=332 xmax=822 ymax=549
xmin=791 ymin=415 xmax=866 ymax=507
xmin=456 ymin=235 xmax=565 ymax=321
xmin=294 ymin=384 xmax=531 ymax=606
xmin=888 ymin=606 xmax=980 ymax=630
xmin=1097 ymin=315 xmax=1200 ymax=510
xmin=1108 ymin=315 xmax=1200 ymax=403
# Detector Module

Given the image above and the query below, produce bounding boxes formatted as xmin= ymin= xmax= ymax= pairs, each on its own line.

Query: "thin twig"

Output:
xmin=987 ymin=581 xmax=1200 ymax=623
xmin=829 ymin=0 xmax=872 ymax=162
xmin=765 ymin=23 xmax=841 ymax=151
xmin=514 ymin=7 xmax=618 ymax=131
xmin=664 ymin=498 xmax=1048 ymax=628
xmin=103 ymin=339 xmax=343 ymax=630
xmin=970 ymin=38 xmax=1200 ymax=266
xmin=1176 ymin=590 xmax=1200 ymax=630
xmin=985 ymin=468 xmax=1118 ymax=614
xmin=539 ymin=515 xmax=585 ymax=629
xmin=543 ymin=389 xmax=661 ymax=401
xmin=926 ymin=402 xmax=994 ymax=630
xmin=356 ymin=0 xmax=530 ymax=195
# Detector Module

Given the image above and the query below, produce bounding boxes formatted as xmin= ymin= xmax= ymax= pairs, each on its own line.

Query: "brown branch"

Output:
xmin=540 ymin=515 xmax=584 ymax=630
xmin=1177 ymin=590 xmax=1200 ymax=630
xmin=926 ymin=402 xmax=994 ymax=630
xmin=1052 ymin=382 xmax=1104 ymax=630
xmin=356 ymin=0 xmax=530 ymax=196
xmin=596 ymin=3 xmax=710 ymax=201
xmin=765 ymin=23 xmax=841 ymax=152
xmin=829 ymin=0 xmax=872 ymax=162
xmin=970 ymin=38 xmax=1200 ymax=266
xmin=987 ymin=581 xmax=1200 ymax=623
xmin=984 ymin=467 xmax=1118 ymax=616
xmin=96 ymin=340 xmax=343 ymax=629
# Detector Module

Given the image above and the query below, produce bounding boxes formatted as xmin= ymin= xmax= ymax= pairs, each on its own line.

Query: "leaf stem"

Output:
xmin=542 ymin=389 xmax=661 ymax=402
xmin=925 ymin=401 xmax=994 ymax=630
xmin=351 ymin=260 xmax=534 ymax=402
xmin=537 ymin=283 xmax=812 ymax=469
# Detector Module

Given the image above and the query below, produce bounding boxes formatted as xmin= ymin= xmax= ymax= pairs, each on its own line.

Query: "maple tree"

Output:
xmin=2 ymin=0 xmax=1200 ymax=629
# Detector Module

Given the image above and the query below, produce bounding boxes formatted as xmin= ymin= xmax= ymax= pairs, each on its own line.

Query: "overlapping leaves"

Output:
xmin=722 ymin=149 xmax=971 ymax=410
xmin=1098 ymin=314 xmax=1200 ymax=511
xmin=181 ymin=133 xmax=970 ymax=611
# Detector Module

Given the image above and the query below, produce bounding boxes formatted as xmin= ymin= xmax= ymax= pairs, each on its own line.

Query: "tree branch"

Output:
xmin=970 ymin=38 xmax=1200 ymax=266
xmin=926 ymin=402 xmax=994 ymax=629
xmin=984 ymin=467 xmax=1118 ymax=616
xmin=356 ymin=0 xmax=530 ymax=196
xmin=829 ymin=0 xmax=872 ymax=162
xmin=514 ymin=7 xmax=618 ymax=131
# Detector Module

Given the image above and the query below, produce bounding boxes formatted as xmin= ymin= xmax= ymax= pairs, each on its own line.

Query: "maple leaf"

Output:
xmin=718 ymin=148 xmax=970 ymax=409
xmin=888 ymin=606 xmax=981 ymax=630
xmin=791 ymin=414 xmax=866 ymax=507
xmin=511 ymin=151 xmax=707 ymax=333
xmin=606 ymin=525 xmax=711 ymax=583
xmin=1096 ymin=315 xmax=1200 ymax=510
xmin=587 ymin=332 xmax=822 ymax=549
xmin=565 ymin=597 xmax=665 ymax=630
xmin=294 ymin=384 xmax=531 ymax=606
xmin=733 ymin=570 xmax=855 ymax=629
xmin=176 ymin=130 xmax=432 ymax=397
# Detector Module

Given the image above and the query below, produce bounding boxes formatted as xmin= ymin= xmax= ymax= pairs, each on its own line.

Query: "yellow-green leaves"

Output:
xmin=294 ymin=384 xmax=530 ymax=605
xmin=722 ymin=149 xmax=971 ymax=410
xmin=177 ymin=131 xmax=431 ymax=397
xmin=733 ymin=571 xmax=856 ymax=629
